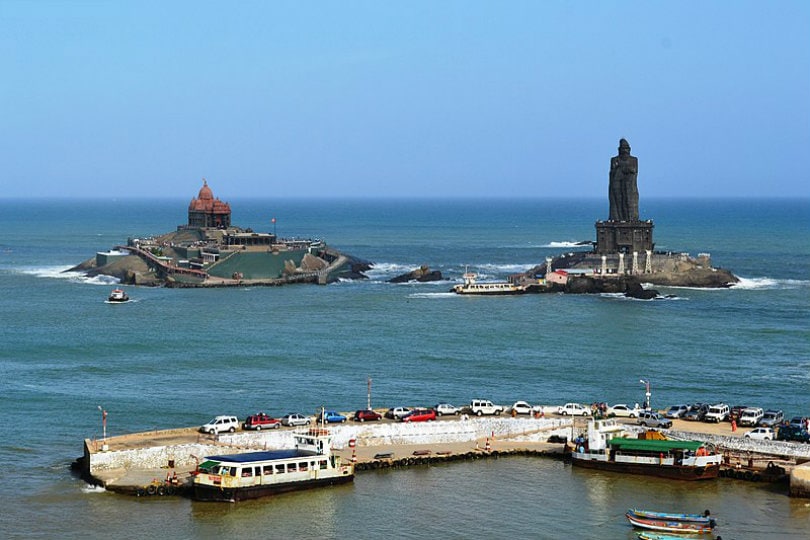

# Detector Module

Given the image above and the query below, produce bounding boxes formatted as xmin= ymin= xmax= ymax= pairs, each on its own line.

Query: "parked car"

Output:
xmin=509 ymin=401 xmax=537 ymax=415
xmin=738 ymin=407 xmax=764 ymax=427
xmin=317 ymin=410 xmax=347 ymax=423
xmin=242 ymin=413 xmax=281 ymax=430
xmin=730 ymin=404 xmax=749 ymax=422
xmin=788 ymin=416 xmax=809 ymax=429
xmin=281 ymin=413 xmax=311 ymax=427
xmin=637 ymin=411 xmax=672 ymax=429
xmin=683 ymin=404 xmax=709 ymax=422
xmin=606 ymin=403 xmax=640 ymax=418
xmin=434 ymin=403 xmax=460 ymax=416
xmin=384 ymin=407 xmax=412 ymax=420
xmin=665 ymin=404 xmax=689 ymax=419
xmin=353 ymin=409 xmax=382 ymax=422
xmin=704 ymin=403 xmax=730 ymax=423
xmin=200 ymin=415 xmax=239 ymax=435
xmin=744 ymin=427 xmax=774 ymax=440
xmin=557 ymin=403 xmax=591 ymax=416
xmin=469 ymin=399 xmax=504 ymax=416
xmin=401 ymin=408 xmax=437 ymax=422
xmin=777 ymin=424 xmax=810 ymax=443
xmin=758 ymin=409 xmax=784 ymax=427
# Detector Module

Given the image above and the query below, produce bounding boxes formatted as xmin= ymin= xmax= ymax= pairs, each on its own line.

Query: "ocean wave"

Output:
xmin=542 ymin=241 xmax=592 ymax=248
xmin=407 ymin=292 xmax=456 ymax=299
xmin=17 ymin=266 xmax=121 ymax=285
xmin=729 ymin=276 xmax=810 ymax=290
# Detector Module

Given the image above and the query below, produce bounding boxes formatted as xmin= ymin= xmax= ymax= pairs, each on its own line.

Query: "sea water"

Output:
xmin=0 ymin=197 xmax=808 ymax=539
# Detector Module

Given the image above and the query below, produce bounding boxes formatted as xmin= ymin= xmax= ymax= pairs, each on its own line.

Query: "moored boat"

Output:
xmin=637 ymin=534 xmax=722 ymax=540
xmin=452 ymin=269 xmax=526 ymax=295
xmin=628 ymin=508 xmax=714 ymax=525
xmin=192 ymin=427 xmax=354 ymax=502
xmin=571 ymin=419 xmax=722 ymax=480
xmin=626 ymin=511 xmax=716 ymax=533
xmin=107 ymin=288 xmax=130 ymax=303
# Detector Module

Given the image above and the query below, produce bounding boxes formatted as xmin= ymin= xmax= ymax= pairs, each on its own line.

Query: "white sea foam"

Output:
xmin=81 ymin=484 xmax=107 ymax=494
xmin=729 ymin=276 xmax=809 ymax=290
xmin=18 ymin=266 xmax=121 ymax=285
xmin=407 ymin=292 xmax=456 ymax=299
xmin=543 ymin=241 xmax=591 ymax=248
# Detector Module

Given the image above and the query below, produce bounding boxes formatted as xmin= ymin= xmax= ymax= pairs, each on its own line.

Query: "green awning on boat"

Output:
xmin=608 ymin=438 xmax=704 ymax=452
xmin=197 ymin=460 xmax=220 ymax=471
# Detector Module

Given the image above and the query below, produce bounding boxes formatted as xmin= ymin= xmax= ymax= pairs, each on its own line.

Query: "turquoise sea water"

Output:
xmin=0 ymin=197 xmax=808 ymax=539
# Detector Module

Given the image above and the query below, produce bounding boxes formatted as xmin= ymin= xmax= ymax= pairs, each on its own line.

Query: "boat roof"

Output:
xmin=609 ymin=438 xmax=704 ymax=452
xmin=205 ymin=449 xmax=308 ymax=463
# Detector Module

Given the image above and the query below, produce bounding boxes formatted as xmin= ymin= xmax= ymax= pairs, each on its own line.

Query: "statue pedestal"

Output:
xmin=594 ymin=220 xmax=654 ymax=255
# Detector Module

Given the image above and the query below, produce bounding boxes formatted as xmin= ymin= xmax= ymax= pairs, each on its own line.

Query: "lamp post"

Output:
xmin=97 ymin=406 xmax=108 ymax=450
xmin=639 ymin=379 xmax=651 ymax=411
xmin=367 ymin=377 xmax=372 ymax=411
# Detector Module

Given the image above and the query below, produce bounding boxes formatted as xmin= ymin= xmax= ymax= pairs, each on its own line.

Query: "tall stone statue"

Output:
xmin=608 ymin=138 xmax=639 ymax=221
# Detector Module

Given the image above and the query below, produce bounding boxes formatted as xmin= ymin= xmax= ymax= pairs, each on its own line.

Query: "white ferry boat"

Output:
xmin=107 ymin=288 xmax=130 ymax=303
xmin=452 ymin=270 xmax=527 ymax=295
xmin=192 ymin=427 xmax=354 ymax=502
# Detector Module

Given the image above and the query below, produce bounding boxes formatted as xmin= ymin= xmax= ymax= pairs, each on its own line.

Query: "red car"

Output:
xmin=353 ymin=409 xmax=382 ymax=422
xmin=242 ymin=413 xmax=281 ymax=430
xmin=401 ymin=409 xmax=436 ymax=422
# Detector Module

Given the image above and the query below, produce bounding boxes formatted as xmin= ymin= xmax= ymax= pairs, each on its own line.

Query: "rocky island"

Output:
xmin=69 ymin=180 xmax=371 ymax=287
xmin=515 ymin=139 xmax=738 ymax=296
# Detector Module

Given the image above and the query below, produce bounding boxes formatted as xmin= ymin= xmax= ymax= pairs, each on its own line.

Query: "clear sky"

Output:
xmin=1 ymin=1 xmax=808 ymax=199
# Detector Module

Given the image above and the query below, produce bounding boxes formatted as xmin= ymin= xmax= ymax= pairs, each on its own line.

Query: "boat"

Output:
xmin=570 ymin=419 xmax=722 ymax=480
xmin=107 ymin=288 xmax=130 ymax=303
xmin=627 ymin=508 xmax=714 ymax=525
xmin=192 ymin=427 xmax=354 ymax=502
xmin=626 ymin=511 xmax=716 ymax=533
xmin=452 ymin=269 xmax=526 ymax=295
xmin=637 ymin=534 xmax=722 ymax=540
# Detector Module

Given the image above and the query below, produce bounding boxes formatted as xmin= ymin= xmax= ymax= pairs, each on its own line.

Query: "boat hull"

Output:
xmin=193 ymin=474 xmax=354 ymax=502
xmin=626 ymin=513 xmax=714 ymax=533
xmin=572 ymin=456 xmax=719 ymax=480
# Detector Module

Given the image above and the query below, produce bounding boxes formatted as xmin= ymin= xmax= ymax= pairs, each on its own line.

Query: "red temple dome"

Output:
xmin=188 ymin=179 xmax=231 ymax=228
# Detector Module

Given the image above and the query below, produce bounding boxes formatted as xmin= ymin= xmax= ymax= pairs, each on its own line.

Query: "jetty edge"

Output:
xmin=74 ymin=412 xmax=810 ymax=499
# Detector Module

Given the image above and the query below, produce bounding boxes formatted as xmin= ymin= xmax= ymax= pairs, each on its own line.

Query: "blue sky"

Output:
xmin=1 ymin=1 xmax=808 ymax=199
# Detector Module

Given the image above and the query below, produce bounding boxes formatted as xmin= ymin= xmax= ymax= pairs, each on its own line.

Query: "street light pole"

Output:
xmin=367 ymin=377 xmax=372 ymax=411
xmin=639 ymin=379 xmax=651 ymax=411
xmin=97 ymin=405 xmax=107 ymax=442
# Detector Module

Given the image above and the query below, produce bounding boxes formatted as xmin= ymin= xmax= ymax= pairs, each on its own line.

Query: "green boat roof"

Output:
xmin=608 ymin=438 xmax=704 ymax=452
xmin=198 ymin=460 xmax=220 ymax=470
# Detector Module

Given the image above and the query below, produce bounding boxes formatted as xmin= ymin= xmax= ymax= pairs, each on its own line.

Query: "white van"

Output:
xmin=704 ymin=403 xmax=729 ymax=423
xmin=739 ymin=407 xmax=764 ymax=427
xmin=469 ymin=399 xmax=504 ymax=416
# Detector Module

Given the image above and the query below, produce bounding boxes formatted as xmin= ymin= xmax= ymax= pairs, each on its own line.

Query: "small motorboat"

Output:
xmin=626 ymin=511 xmax=715 ymax=534
xmin=107 ymin=288 xmax=130 ymax=303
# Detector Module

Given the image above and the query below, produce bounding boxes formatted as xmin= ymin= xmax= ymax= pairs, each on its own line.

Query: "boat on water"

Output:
xmin=107 ymin=288 xmax=130 ymax=303
xmin=452 ymin=269 xmax=527 ymax=295
xmin=570 ymin=419 xmax=722 ymax=480
xmin=192 ymin=427 xmax=354 ymax=502
xmin=628 ymin=508 xmax=714 ymax=526
xmin=637 ymin=534 xmax=722 ymax=540
xmin=626 ymin=511 xmax=716 ymax=534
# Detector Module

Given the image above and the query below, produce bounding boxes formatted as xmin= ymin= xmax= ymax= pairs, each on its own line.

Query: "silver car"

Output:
xmin=281 ymin=413 xmax=311 ymax=427
xmin=637 ymin=411 xmax=672 ymax=428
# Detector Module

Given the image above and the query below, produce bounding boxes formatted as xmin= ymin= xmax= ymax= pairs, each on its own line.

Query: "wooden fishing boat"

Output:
xmin=626 ymin=512 xmax=715 ymax=534
xmin=637 ymin=534 xmax=722 ymax=540
xmin=628 ymin=508 xmax=714 ymax=525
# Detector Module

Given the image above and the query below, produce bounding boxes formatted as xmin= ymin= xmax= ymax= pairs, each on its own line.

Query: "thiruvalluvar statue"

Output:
xmin=608 ymin=138 xmax=639 ymax=221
